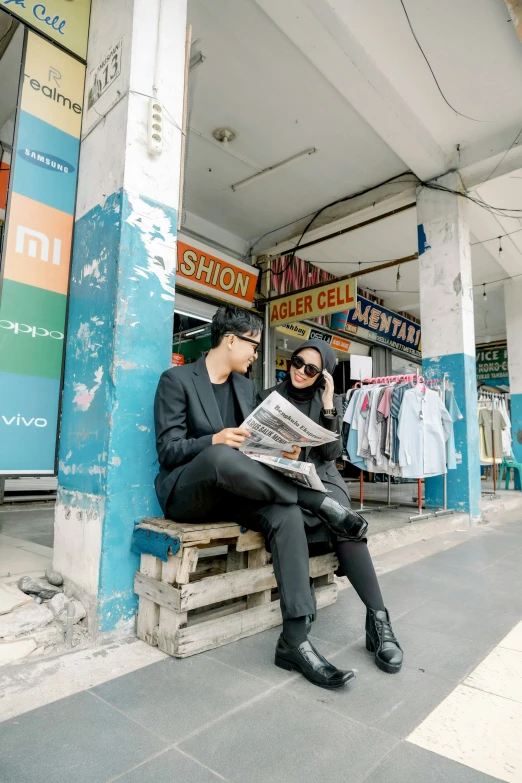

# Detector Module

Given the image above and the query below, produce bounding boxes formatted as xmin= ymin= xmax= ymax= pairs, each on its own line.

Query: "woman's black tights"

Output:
xmin=335 ymin=539 xmax=385 ymax=611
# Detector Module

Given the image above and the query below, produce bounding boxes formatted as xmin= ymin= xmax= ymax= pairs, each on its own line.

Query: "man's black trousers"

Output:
xmin=165 ymin=444 xmax=325 ymax=620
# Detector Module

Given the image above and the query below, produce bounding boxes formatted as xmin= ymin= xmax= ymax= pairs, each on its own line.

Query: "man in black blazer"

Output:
xmin=154 ymin=304 xmax=355 ymax=689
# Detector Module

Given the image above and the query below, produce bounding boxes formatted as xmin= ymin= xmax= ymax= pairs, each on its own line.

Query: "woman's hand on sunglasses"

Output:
xmin=281 ymin=445 xmax=301 ymax=461
xmin=321 ymin=370 xmax=335 ymax=409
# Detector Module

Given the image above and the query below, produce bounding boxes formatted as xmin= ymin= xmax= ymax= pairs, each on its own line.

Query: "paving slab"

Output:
xmin=179 ymin=689 xmax=398 ymax=783
xmin=0 ymin=691 xmax=166 ymax=783
xmin=91 ymin=654 xmax=270 ymax=745
xmin=282 ymin=638 xmax=455 ymax=739
xmin=115 ymin=748 xmax=225 ymax=783
xmin=365 ymin=742 xmax=505 ymax=783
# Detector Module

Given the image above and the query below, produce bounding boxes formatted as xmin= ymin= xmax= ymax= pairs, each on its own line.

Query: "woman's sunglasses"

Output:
xmin=291 ymin=355 xmax=321 ymax=379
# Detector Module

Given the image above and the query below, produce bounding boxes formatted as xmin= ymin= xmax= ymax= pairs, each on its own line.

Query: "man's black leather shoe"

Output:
xmin=317 ymin=496 xmax=369 ymax=540
xmin=275 ymin=636 xmax=355 ymax=689
xmin=366 ymin=607 xmax=403 ymax=673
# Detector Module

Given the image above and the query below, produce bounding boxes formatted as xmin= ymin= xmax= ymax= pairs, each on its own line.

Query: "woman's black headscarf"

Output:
xmin=282 ymin=338 xmax=337 ymax=403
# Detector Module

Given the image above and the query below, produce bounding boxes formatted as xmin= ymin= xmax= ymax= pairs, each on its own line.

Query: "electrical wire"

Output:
xmin=253 ymin=172 xmax=415 ymax=277
xmin=480 ymin=126 xmax=522 ymax=185
xmin=471 ymin=227 xmax=522 ymax=246
xmin=372 ymin=270 xmax=522 ymax=297
xmin=399 ymin=0 xmax=495 ymax=123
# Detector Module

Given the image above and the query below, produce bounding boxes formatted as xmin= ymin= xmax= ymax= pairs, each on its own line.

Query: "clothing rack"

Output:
xmin=479 ymin=388 xmax=507 ymax=499
xmin=353 ymin=372 xmax=421 ymax=515
xmin=350 ymin=372 xmax=454 ymax=521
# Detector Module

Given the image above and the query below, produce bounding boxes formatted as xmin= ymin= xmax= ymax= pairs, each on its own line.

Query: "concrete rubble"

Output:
xmin=0 ymin=570 xmax=89 ymax=666
xmin=17 ymin=576 xmax=63 ymax=600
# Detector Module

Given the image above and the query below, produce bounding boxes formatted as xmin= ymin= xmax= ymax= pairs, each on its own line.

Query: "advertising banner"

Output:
xmin=476 ymin=345 xmax=509 ymax=386
xmin=331 ymin=295 xmax=422 ymax=358
xmin=269 ymin=277 xmax=356 ymax=327
xmin=0 ymin=0 xmax=91 ymax=60
xmin=0 ymin=31 xmax=85 ymax=474
xmin=177 ymin=236 xmax=259 ymax=307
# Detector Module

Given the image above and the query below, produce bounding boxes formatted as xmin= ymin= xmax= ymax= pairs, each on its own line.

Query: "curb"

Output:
xmin=366 ymin=493 xmax=522 ymax=558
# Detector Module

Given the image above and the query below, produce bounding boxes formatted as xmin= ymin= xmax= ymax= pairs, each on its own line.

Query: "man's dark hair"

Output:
xmin=210 ymin=304 xmax=263 ymax=349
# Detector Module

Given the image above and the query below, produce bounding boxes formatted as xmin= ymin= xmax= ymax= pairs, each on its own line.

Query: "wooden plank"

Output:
xmin=138 ymin=519 xmax=244 ymax=544
xmin=136 ymin=554 xmax=162 ymax=646
xmin=134 ymin=571 xmax=181 ymax=613
xmin=157 ymin=556 xmax=186 ymax=655
xmin=246 ymin=548 xmax=271 ymax=609
xmin=192 ymin=555 xmax=227 ymax=580
xmin=178 ymin=553 xmax=338 ymax=612
xmin=226 ymin=545 xmax=247 ymax=572
xmin=174 ymin=583 xmax=338 ymax=658
xmin=176 ymin=547 xmax=199 ymax=585
xmin=188 ymin=599 xmax=248 ymax=626
xmin=235 ymin=529 xmax=264 ymax=552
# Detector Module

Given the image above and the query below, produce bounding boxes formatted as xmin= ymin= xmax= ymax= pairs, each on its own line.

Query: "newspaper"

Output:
xmin=239 ymin=391 xmax=338 ymax=491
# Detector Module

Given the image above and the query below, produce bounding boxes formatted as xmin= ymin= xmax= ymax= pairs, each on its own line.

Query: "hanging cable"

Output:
xmin=399 ymin=0 xmax=495 ymax=123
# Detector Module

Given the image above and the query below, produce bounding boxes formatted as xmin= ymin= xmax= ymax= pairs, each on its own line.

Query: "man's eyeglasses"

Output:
xmin=291 ymin=355 xmax=321 ymax=378
xmin=225 ymin=334 xmax=260 ymax=352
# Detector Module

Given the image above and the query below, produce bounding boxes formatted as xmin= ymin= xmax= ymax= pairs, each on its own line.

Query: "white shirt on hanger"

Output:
xmin=398 ymin=386 xmax=453 ymax=478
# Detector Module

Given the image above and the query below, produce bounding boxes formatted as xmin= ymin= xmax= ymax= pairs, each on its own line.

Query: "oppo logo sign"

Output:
xmin=1 ymin=414 xmax=48 ymax=428
xmin=0 ymin=320 xmax=64 ymax=339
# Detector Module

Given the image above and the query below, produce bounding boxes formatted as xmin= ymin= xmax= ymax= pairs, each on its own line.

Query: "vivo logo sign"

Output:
xmin=16 ymin=225 xmax=61 ymax=265
xmin=1 ymin=414 xmax=48 ymax=427
xmin=0 ymin=320 xmax=64 ymax=339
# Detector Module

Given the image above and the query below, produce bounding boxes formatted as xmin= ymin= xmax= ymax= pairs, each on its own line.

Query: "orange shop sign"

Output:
xmin=269 ymin=278 xmax=356 ymax=327
xmin=176 ymin=237 xmax=259 ymax=306
xmin=331 ymin=335 xmax=351 ymax=353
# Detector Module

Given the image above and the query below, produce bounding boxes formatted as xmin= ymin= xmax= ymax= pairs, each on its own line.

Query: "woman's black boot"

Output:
xmin=365 ymin=607 xmax=403 ymax=674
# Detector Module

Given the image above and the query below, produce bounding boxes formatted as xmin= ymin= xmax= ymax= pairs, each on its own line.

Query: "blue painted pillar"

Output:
xmin=417 ymin=172 xmax=481 ymax=522
xmin=505 ymin=280 xmax=522 ymax=461
xmin=53 ymin=0 xmax=187 ymax=635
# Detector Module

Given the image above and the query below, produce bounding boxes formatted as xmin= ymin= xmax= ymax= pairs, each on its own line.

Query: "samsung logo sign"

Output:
xmin=18 ymin=148 xmax=75 ymax=174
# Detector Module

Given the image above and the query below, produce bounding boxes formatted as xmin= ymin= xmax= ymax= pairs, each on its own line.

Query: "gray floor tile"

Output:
xmin=282 ymin=640 xmax=455 ymax=738
xmin=437 ymin=576 xmax=522 ymax=615
xmin=115 ymin=749 xmax=224 ymax=783
xmin=365 ymin=742 xmax=505 ymax=783
xmin=423 ymin=538 xmax=519 ymax=572
xmin=0 ymin=691 xmax=166 ymax=783
xmin=0 ymin=506 xmax=54 ymax=549
xmin=376 ymin=569 xmax=441 ymax=616
xmin=302 ymin=586 xmax=367 ymax=646
xmin=398 ymin=598 xmax=520 ymax=644
xmin=91 ymin=654 xmax=269 ymax=744
xmin=390 ymin=617 xmax=493 ymax=683
xmin=203 ymin=624 xmax=341 ymax=685
xmin=179 ymin=689 xmax=398 ymax=783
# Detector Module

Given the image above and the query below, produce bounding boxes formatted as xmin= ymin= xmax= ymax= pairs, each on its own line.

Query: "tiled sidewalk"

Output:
xmin=1 ymin=517 xmax=522 ymax=783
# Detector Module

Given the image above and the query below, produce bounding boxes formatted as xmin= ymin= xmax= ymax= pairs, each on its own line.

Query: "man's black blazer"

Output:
xmin=154 ymin=355 xmax=256 ymax=513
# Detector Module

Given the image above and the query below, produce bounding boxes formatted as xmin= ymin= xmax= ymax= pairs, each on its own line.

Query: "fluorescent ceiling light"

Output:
xmin=183 ymin=326 xmax=208 ymax=337
xmin=175 ymin=308 xmax=213 ymax=322
xmin=231 ymin=147 xmax=317 ymax=192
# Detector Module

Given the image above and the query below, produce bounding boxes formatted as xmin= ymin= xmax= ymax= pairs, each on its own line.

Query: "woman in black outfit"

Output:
xmin=260 ymin=339 xmax=403 ymax=674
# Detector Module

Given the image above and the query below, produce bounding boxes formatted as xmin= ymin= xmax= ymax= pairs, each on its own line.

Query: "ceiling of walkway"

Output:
xmin=184 ymin=0 xmax=522 ymax=343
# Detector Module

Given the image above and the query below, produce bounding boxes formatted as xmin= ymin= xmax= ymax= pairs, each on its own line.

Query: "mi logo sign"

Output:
xmin=4 ymin=193 xmax=72 ymax=295
xmin=16 ymin=226 xmax=62 ymax=266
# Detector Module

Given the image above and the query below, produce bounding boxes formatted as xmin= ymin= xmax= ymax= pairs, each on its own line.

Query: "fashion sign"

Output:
xmin=176 ymin=237 xmax=259 ymax=307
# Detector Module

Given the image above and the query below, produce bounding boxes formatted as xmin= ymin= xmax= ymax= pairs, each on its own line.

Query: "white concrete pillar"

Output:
xmin=53 ymin=0 xmax=187 ymax=635
xmin=417 ymin=172 xmax=481 ymax=521
xmin=505 ymin=279 xmax=522 ymax=460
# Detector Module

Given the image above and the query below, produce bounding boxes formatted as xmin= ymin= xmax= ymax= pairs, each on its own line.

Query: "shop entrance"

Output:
xmin=0 ymin=11 xmax=56 ymax=593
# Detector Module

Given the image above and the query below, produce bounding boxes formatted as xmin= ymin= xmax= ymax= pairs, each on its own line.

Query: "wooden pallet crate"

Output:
xmin=133 ymin=518 xmax=339 ymax=658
